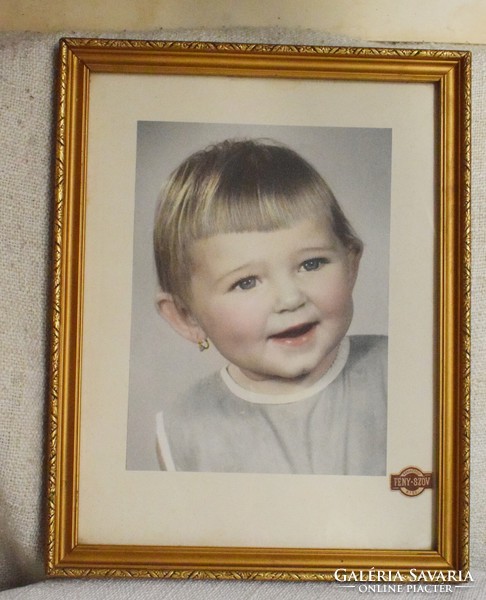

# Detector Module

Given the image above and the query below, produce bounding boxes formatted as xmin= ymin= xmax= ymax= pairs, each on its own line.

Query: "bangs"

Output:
xmin=185 ymin=185 xmax=331 ymax=240
xmin=180 ymin=140 xmax=334 ymax=240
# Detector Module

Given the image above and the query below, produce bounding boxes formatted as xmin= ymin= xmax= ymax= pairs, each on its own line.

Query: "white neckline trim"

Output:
xmin=219 ymin=337 xmax=350 ymax=405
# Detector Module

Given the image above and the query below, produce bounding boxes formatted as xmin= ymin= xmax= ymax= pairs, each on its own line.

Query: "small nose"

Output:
xmin=272 ymin=276 xmax=306 ymax=313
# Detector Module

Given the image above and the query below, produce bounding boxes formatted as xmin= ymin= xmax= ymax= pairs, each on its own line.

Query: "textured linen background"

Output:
xmin=0 ymin=29 xmax=484 ymax=598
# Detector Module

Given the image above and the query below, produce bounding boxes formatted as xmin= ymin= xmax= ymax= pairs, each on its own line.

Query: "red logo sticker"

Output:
xmin=390 ymin=467 xmax=433 ymax=497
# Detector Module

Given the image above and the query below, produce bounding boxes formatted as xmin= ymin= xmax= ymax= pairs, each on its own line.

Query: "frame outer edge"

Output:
xmin=46 ymin=39 xmax=471 ymax=580
xmin=47 ymin=38 xmax=91 ymax=573
xmin=47 ymin=38 xmax=69 ymax=574
xmin=459 ymin=50 xmax=471 ymax=575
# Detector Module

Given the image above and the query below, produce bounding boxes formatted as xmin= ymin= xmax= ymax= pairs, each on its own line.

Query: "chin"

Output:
xmin=273 ymin=365 xmax=314 ymax=381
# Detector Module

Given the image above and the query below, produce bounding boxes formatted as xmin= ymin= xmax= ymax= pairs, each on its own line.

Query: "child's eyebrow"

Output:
xmin=215 ymin=262 xmax=260 ymax=284
xmin=298 ymin=244 xmax=338 ymax=253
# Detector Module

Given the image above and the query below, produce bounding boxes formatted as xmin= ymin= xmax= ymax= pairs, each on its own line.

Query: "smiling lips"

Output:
xmin=269 ymin=322 xmax=318 ymax=346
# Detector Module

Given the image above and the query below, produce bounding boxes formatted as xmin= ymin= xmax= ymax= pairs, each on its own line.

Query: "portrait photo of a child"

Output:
xmin=126 ymin=122 xmax=392 ymax=476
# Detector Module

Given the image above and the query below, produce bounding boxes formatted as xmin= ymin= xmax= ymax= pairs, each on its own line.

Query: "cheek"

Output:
xmin=313 ymin=277 xmax=354 ymax=315
xmin=204 ymin=296 xmax=267 ymax=343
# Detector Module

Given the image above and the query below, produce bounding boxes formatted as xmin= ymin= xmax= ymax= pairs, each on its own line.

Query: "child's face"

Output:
xmin=185 ymin=218 xmax=360 ymax=392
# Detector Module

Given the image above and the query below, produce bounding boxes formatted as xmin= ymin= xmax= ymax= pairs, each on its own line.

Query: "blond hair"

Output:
xmin=154 ymin=139 xmax=362 ymax=305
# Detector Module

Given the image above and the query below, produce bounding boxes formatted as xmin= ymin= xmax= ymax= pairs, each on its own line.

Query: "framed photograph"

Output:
xmin=47 ymin=38 xmax=470 ymax=581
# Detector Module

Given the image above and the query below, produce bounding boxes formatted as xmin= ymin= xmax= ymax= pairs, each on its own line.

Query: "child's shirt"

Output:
xmin=156 ymin=335 xmax=387 ymax=475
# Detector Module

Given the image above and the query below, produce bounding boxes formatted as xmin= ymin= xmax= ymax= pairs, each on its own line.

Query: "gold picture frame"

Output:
xmin=47 ymin=38 xmax=470 ymax=581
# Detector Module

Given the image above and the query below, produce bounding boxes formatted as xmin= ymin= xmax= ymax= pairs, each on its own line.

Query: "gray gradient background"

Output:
xmin=126 ymin=122 xmax=392 ymax=470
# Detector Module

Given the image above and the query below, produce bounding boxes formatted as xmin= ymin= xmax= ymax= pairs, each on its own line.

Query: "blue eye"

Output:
xmin=301 ymin=258 xmax=328 ymax=272
xmin=232 ymin=276 xmax=257 ymax=291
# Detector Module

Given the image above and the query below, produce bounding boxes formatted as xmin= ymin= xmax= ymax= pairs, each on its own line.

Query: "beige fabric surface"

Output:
xmin=0 ymin=29 xmax=485 ymax=598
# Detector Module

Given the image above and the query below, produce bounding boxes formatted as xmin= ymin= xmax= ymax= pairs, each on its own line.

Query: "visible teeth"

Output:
xmin=273 ymin=323 xmax=314 ymax=338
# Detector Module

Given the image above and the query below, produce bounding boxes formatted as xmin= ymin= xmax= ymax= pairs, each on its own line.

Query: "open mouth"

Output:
xmin=270 ymin=322 xmax=317 ymax=340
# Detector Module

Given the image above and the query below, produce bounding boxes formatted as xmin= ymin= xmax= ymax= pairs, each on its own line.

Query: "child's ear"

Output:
xmin=156 ymin=292 xmax=206 ymax=345
xmin=347 ymin=245 xmax=362 ymax=288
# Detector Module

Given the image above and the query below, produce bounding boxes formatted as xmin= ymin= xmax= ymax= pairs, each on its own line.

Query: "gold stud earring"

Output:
xmin=198 ymin=339 xmax=210 ymax=352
